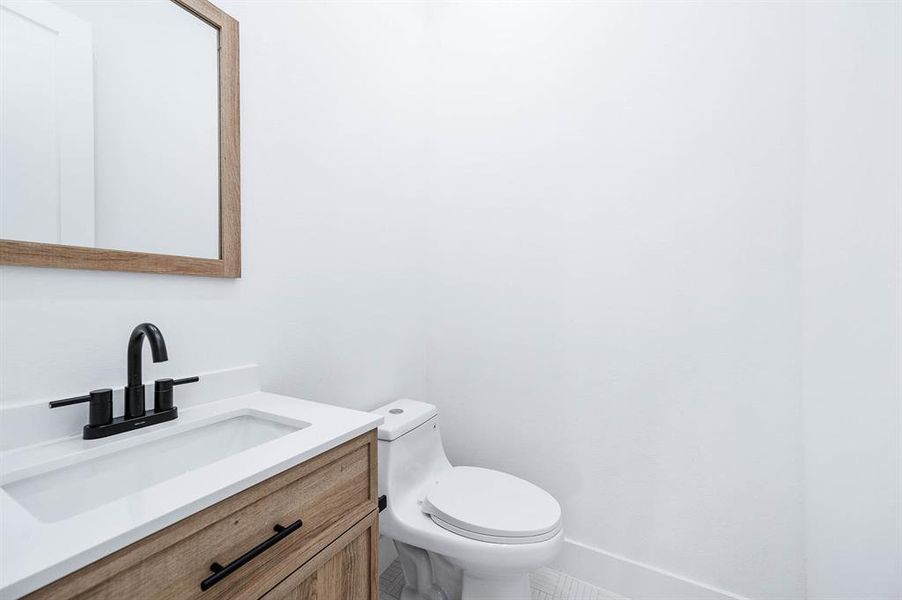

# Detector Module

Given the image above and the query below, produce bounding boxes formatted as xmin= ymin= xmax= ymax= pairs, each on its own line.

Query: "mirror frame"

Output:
xmin=0 ymin=0 xmax=240 ymax=278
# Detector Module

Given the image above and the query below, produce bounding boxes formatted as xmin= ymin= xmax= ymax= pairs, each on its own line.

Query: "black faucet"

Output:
xmin=124 ymin=323 xmax=169 ymax=419
xmin=50 ymin=322 xmax=198 ymax=439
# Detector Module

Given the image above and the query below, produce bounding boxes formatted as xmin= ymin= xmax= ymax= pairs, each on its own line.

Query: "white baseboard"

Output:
xmin=553 ymin=538 xmax=750 ymax=600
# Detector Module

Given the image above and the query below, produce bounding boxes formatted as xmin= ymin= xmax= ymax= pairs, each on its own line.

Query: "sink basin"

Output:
xmin=2 ymin=412 xmax=307 ymax=522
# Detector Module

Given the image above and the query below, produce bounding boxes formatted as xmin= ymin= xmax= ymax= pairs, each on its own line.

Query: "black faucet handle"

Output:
xmin=49 ymin=393 xmax=92 ymax=409
xmin=50 ymin=389 xmax=113 ymax=427
xmin=153 ymin=375 xmax=199 ymax=413
xmin=153 ymin=376 xmax=200 ymax=391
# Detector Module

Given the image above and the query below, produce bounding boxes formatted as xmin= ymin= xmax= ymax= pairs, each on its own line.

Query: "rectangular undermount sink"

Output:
xmin=2 ymin=412 xmax=307 ymax=523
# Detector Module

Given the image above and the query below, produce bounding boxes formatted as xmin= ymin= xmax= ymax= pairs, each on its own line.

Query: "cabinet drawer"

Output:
xmin=28 ymin=431 xmax=377 ymax=600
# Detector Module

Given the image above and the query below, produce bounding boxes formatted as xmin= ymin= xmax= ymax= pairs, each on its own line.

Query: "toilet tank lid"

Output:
xmin=373 ymin=399 xmax=437 ymax=441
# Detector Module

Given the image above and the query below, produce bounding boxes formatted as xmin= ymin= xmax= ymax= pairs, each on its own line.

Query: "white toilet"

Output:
xmin=374 ymin=399 xmax=564 ymax=600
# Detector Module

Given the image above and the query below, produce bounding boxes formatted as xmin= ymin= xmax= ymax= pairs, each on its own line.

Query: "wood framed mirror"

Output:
xmin=0 ymin=0 xmax=240 ymax=277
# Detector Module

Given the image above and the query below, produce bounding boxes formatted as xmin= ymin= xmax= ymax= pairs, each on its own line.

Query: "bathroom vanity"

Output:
xmin=0 ymin=368 xmax=383 ymax=599
xmin=25 ymin=432 xmax=378 ymax=600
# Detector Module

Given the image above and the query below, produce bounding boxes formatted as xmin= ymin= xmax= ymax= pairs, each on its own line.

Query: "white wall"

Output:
xmin=424 ymin=3 xmax=807 ymax=598
xmin=0 ymin=1 xmax=430 ymax=411
xmin=222 ymin=0 xmax=431 ymax=407
xmin=802 ymin=3 xmax=902 ymax=598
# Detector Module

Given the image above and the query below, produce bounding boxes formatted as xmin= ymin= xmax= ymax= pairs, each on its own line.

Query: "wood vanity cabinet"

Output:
xmin=26 ymin=431 xmax=379 ymax=600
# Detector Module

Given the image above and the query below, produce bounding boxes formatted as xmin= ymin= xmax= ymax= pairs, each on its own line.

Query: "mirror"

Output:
xmin=0 ymin=0 xmax=240 ymax=277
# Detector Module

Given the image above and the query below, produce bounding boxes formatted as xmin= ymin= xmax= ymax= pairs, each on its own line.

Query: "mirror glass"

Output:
xmin=0 ymin=0 xmax=220 ymax=259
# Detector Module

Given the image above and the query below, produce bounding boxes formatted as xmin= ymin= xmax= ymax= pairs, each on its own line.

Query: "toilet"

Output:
xmin=374 ymin=399 xmax=564 ymax=600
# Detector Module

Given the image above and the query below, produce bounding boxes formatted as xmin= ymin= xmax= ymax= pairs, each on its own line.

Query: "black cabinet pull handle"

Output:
xmin=200 ymin=519 xmax=302 ymax=591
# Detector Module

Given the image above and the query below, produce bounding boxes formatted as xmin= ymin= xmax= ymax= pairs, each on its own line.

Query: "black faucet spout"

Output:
xmin=124 ymin=323 xmax=168 ymax=419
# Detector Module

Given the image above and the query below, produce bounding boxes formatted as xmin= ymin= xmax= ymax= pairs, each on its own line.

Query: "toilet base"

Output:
xmin=395 ymin=541 xmax=449 ymax=600
xmin=394 ymin=540 xmax=533 ymax=600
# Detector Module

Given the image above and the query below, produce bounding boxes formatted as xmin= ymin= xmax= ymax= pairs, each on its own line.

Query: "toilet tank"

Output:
xmin=373 ymin=399 xmax=452 ymax=502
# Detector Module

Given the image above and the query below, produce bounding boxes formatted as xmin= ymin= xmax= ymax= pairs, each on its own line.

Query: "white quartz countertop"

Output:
xmin=0 ymin=392 xmax=383 ymax=598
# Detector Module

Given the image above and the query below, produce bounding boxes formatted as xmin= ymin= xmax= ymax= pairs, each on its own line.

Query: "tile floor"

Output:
xmin=379 ymin=559 xmax=625 ymax=600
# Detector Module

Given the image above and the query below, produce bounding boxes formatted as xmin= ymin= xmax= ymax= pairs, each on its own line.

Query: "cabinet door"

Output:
xmin=264 ymin=510 xmax=378 ymax=600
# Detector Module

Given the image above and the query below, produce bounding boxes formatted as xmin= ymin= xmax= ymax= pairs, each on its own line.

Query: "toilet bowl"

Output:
xmin=374 ymin=399 xmax=564 ymax=600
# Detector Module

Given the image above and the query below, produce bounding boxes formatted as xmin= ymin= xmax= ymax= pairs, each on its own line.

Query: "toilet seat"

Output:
xmin=421 ymin=466 xmax=562 ymax=545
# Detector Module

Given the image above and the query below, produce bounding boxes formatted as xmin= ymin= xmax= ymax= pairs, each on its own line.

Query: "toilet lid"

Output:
xmin=422 ymin=467 xmax=562 ymax=544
